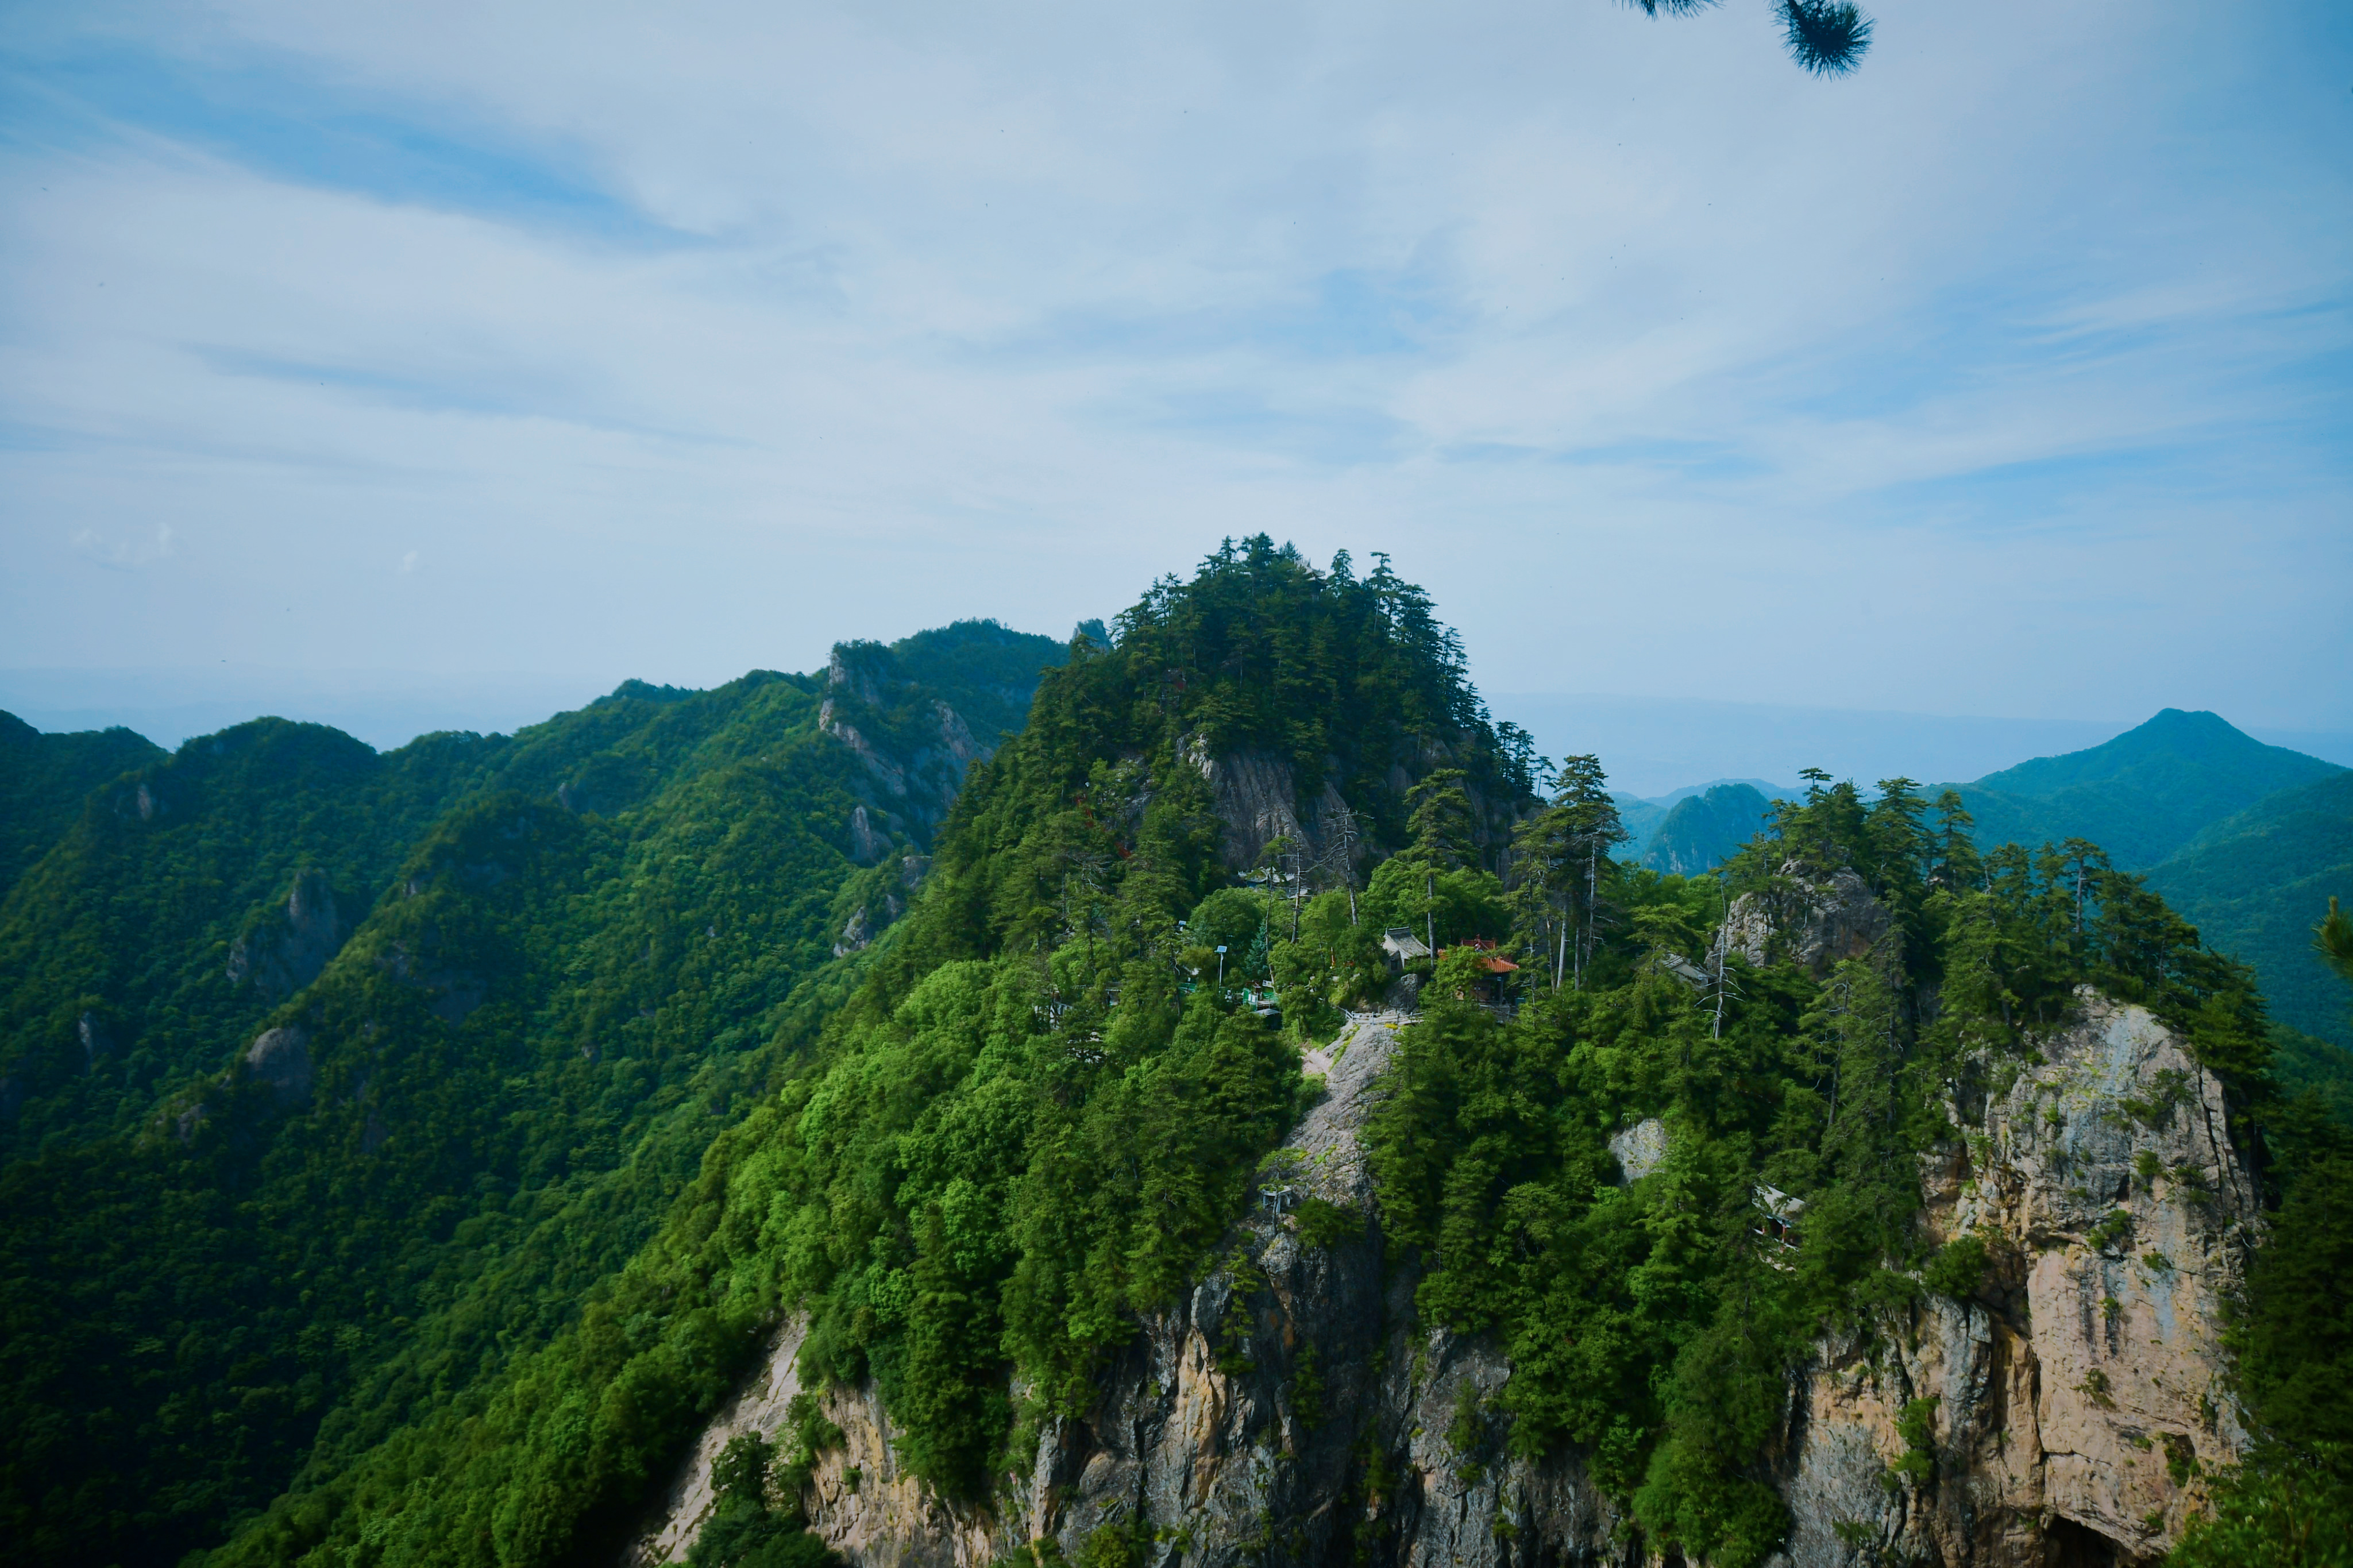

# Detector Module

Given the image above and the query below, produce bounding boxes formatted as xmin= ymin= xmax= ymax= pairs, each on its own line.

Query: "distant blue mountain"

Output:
xmin=1615 ymin=778 xmax=1789 ymax=860
xmin=1948 ymin=708 xmax=2342 ymax=871
xmin=1641 ymin=783 xmax=1778 ymax=875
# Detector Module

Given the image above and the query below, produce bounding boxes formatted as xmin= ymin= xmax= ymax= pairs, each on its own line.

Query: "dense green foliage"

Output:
xmin=0 ymin=710 xmax=163 ymax=896
xmin=1 ymin=625 xmax=1066 ymax=1568
xmin=11 ymin=561 xmax=2350 ymax=1568
xmin=1639 ymin=781 xmax=1772 ymax=875
xmin=1951 ymin=707 xmax=2340 ymax=872
xmin=2171 ymin=940 xmax=2353 ymax=1566
xmin=1 ymin=717 xmax=508 ymax=1159
xmin=202 ymin=538 xmax=1536 ymax=1566
xmin=1366 ymin=773 xmax=2300 ymax=1567
xmin=2147 ymin=770 xmax=2353 ymax=1051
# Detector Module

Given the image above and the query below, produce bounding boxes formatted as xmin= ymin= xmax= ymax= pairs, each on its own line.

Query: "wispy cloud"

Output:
xmin=1 ymin=0 xmax=2346 ymax=727
xmin=71 ymin=520 xmax=173 ymax=568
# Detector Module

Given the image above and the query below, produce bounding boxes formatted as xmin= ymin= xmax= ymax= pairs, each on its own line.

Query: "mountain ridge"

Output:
xmin=1945 ymin=707 xmax=2341 ymax=872
xmin=0 ymin=620 xmax=1070 ymax=1567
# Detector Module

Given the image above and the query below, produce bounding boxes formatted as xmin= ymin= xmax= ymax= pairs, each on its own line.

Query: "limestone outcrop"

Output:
xmin=1767 ymin=989 xmax=2256 ymax=1566
xmin=1723 ymin=863 xmax=1893 ymax=972
xmin=631 ymin=993 xmax=2255 ymax=1568
xmin=226 ymin=868 xmax=346 ymax=999
xmin=244 ymin=1025 xmax=314 ymax=1105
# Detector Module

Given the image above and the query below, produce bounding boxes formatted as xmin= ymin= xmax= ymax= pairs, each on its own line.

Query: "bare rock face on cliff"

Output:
xmin=1182 ymin=740 xmax=1359 ymax=875
xmin=244 ymin=1025 xmax=314 ymax=1106
xmin=1771 ymin=989 xmax=2258 ymax=1567
xmin=632 ymin=994 xmax=2256 ymax=1568
xmin=1723 ymin=863 xmax=1893 ymax=972
xmin=629 ymin=1018 xmax=1630 ymax=1568
xmin=225 ymin=867 xmax=346 ymax=999
xmin=817 ymin=649 xmax=1001 ymax=844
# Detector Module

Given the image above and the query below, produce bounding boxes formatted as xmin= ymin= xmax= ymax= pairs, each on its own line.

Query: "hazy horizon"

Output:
xmin=10 ymin=658 xmax=2347 ymax=800
xmin=6 ymin=2 xmax=2350 ymax=736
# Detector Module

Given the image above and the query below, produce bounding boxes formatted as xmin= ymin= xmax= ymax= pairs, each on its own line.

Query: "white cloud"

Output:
xmin=0 ymin=0 xmax=2346 ymax=729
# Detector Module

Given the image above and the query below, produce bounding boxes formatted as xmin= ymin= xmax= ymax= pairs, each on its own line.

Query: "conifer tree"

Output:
xmin=1623 ymin=0 xmax=1873 ymax=76
xmin=2317 ymin=896 xmax=2353 ymax=992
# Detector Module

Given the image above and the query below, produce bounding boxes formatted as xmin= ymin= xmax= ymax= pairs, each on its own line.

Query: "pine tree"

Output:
xmin=1623 ymin=0 xmax=1874 ymax=77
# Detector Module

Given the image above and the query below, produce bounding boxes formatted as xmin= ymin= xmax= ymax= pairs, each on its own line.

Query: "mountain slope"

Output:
xmin=2144 ymin=770 xmax=2353 ymax=1051
xmin=1641 ymin=781 xmax=1773 ymax=874
xmin=210 ymin=538 xmax=1544 ymax=1568
xmin=209 ymin=549 xmax=2339 ymax=1568
xmin=613 ymin=651 xmax=2310 ymax=1568
xmin=1614 ymin=779 xmax=1787 ymax=861
xmin=1952 ymin=708 xmax=2341 ymax=870
xmin=0 ymin=710 xmax=164 ymax=895
xmin=0 ymin=622 xmax=1066 ymax=1568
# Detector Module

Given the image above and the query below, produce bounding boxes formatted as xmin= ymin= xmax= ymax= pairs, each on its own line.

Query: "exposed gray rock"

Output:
xmin=1768 ymin=989 xmax=2255 ymax=1566
xmin=849 ymin=805 xmax=889 ymax=866
xmin=626 ymin=1020 xmax=1643 ymax=1568
xmin=826 ymin=648 xmax=886 ymax=708
xmin=818 ymin=653 xmax=998 ymax=833
xmin=1188 ymin=741 xmax=1307 ymax=872
xmin=635 ymin=995 xmax=2254 ymax=1568
xmin=820 ymin=703 xmax=911 ymax=799
xmin=933 ymin=701 xmax=985 ymax=774
xmin=834 ymin=907 xmax=873 ymax=958
xmin=245 ymin=1026 xmax=314 ymax=1106
xmin=1723 ymin=863 xmax=1893 ymax=972
xmin=78 ymin=1011 xmax=112 ymax=1071
xmin=227 ymin=868 xmax=346 ymax=998
xmin=1607 ymin=1118 xmax=1668 ymax=1183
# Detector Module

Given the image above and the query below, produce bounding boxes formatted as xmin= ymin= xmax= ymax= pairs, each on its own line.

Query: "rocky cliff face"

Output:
xmin=1786 ymin=987 xmax=2256 ymax=1567
xmin=1723 ymin=864 xmax=1893 ymax=974
xmin=631 ymin=994 xmax=2255 ymax=1568
xmin=225 ymin=867 xmax=346 ymax=1000
xmin=818 ymin=657 xmax=997 ymax=845
xmin=1182 ymin=742 xmax=1360 ymax=875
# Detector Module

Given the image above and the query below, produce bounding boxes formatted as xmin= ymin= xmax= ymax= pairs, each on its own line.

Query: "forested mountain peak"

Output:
xmin=1950 ymin=707 xmax=2343 ymax=871
xmin=5 ymin=564 xmax=2344 ymax=1568
xmin=1639 ymin=779 xmax=1773 ymax=875
xmin=0 ymin=709 xmax=164 ymax=895
xmin=1968 ymin=706 xmax=2338 ymax=801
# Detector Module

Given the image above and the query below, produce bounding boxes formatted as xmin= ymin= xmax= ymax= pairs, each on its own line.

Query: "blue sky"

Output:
xmin=2 ymin=0 xmax=2348 ymax=739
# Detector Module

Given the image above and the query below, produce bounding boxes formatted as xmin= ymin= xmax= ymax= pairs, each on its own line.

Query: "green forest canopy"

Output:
xmin=2 ymin=548 xmax=2344 ymax=1567
xmin=211 ymin=543 xmax=2347 ymax=1568
xmin=0 ymin=623 xmax=1066 ymax=1568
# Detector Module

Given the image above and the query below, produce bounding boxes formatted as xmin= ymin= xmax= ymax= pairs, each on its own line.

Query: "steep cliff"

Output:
xmin=631 ymin=1015 xmax=1629 ymax=1568
xmin=636 ymin=986 xmax=2257 ymax=1568
xmin=1723 ymin=862 xmax=1893 ymax=974
xmin=1772 ymin=989 xmax=2257 ymax=1566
